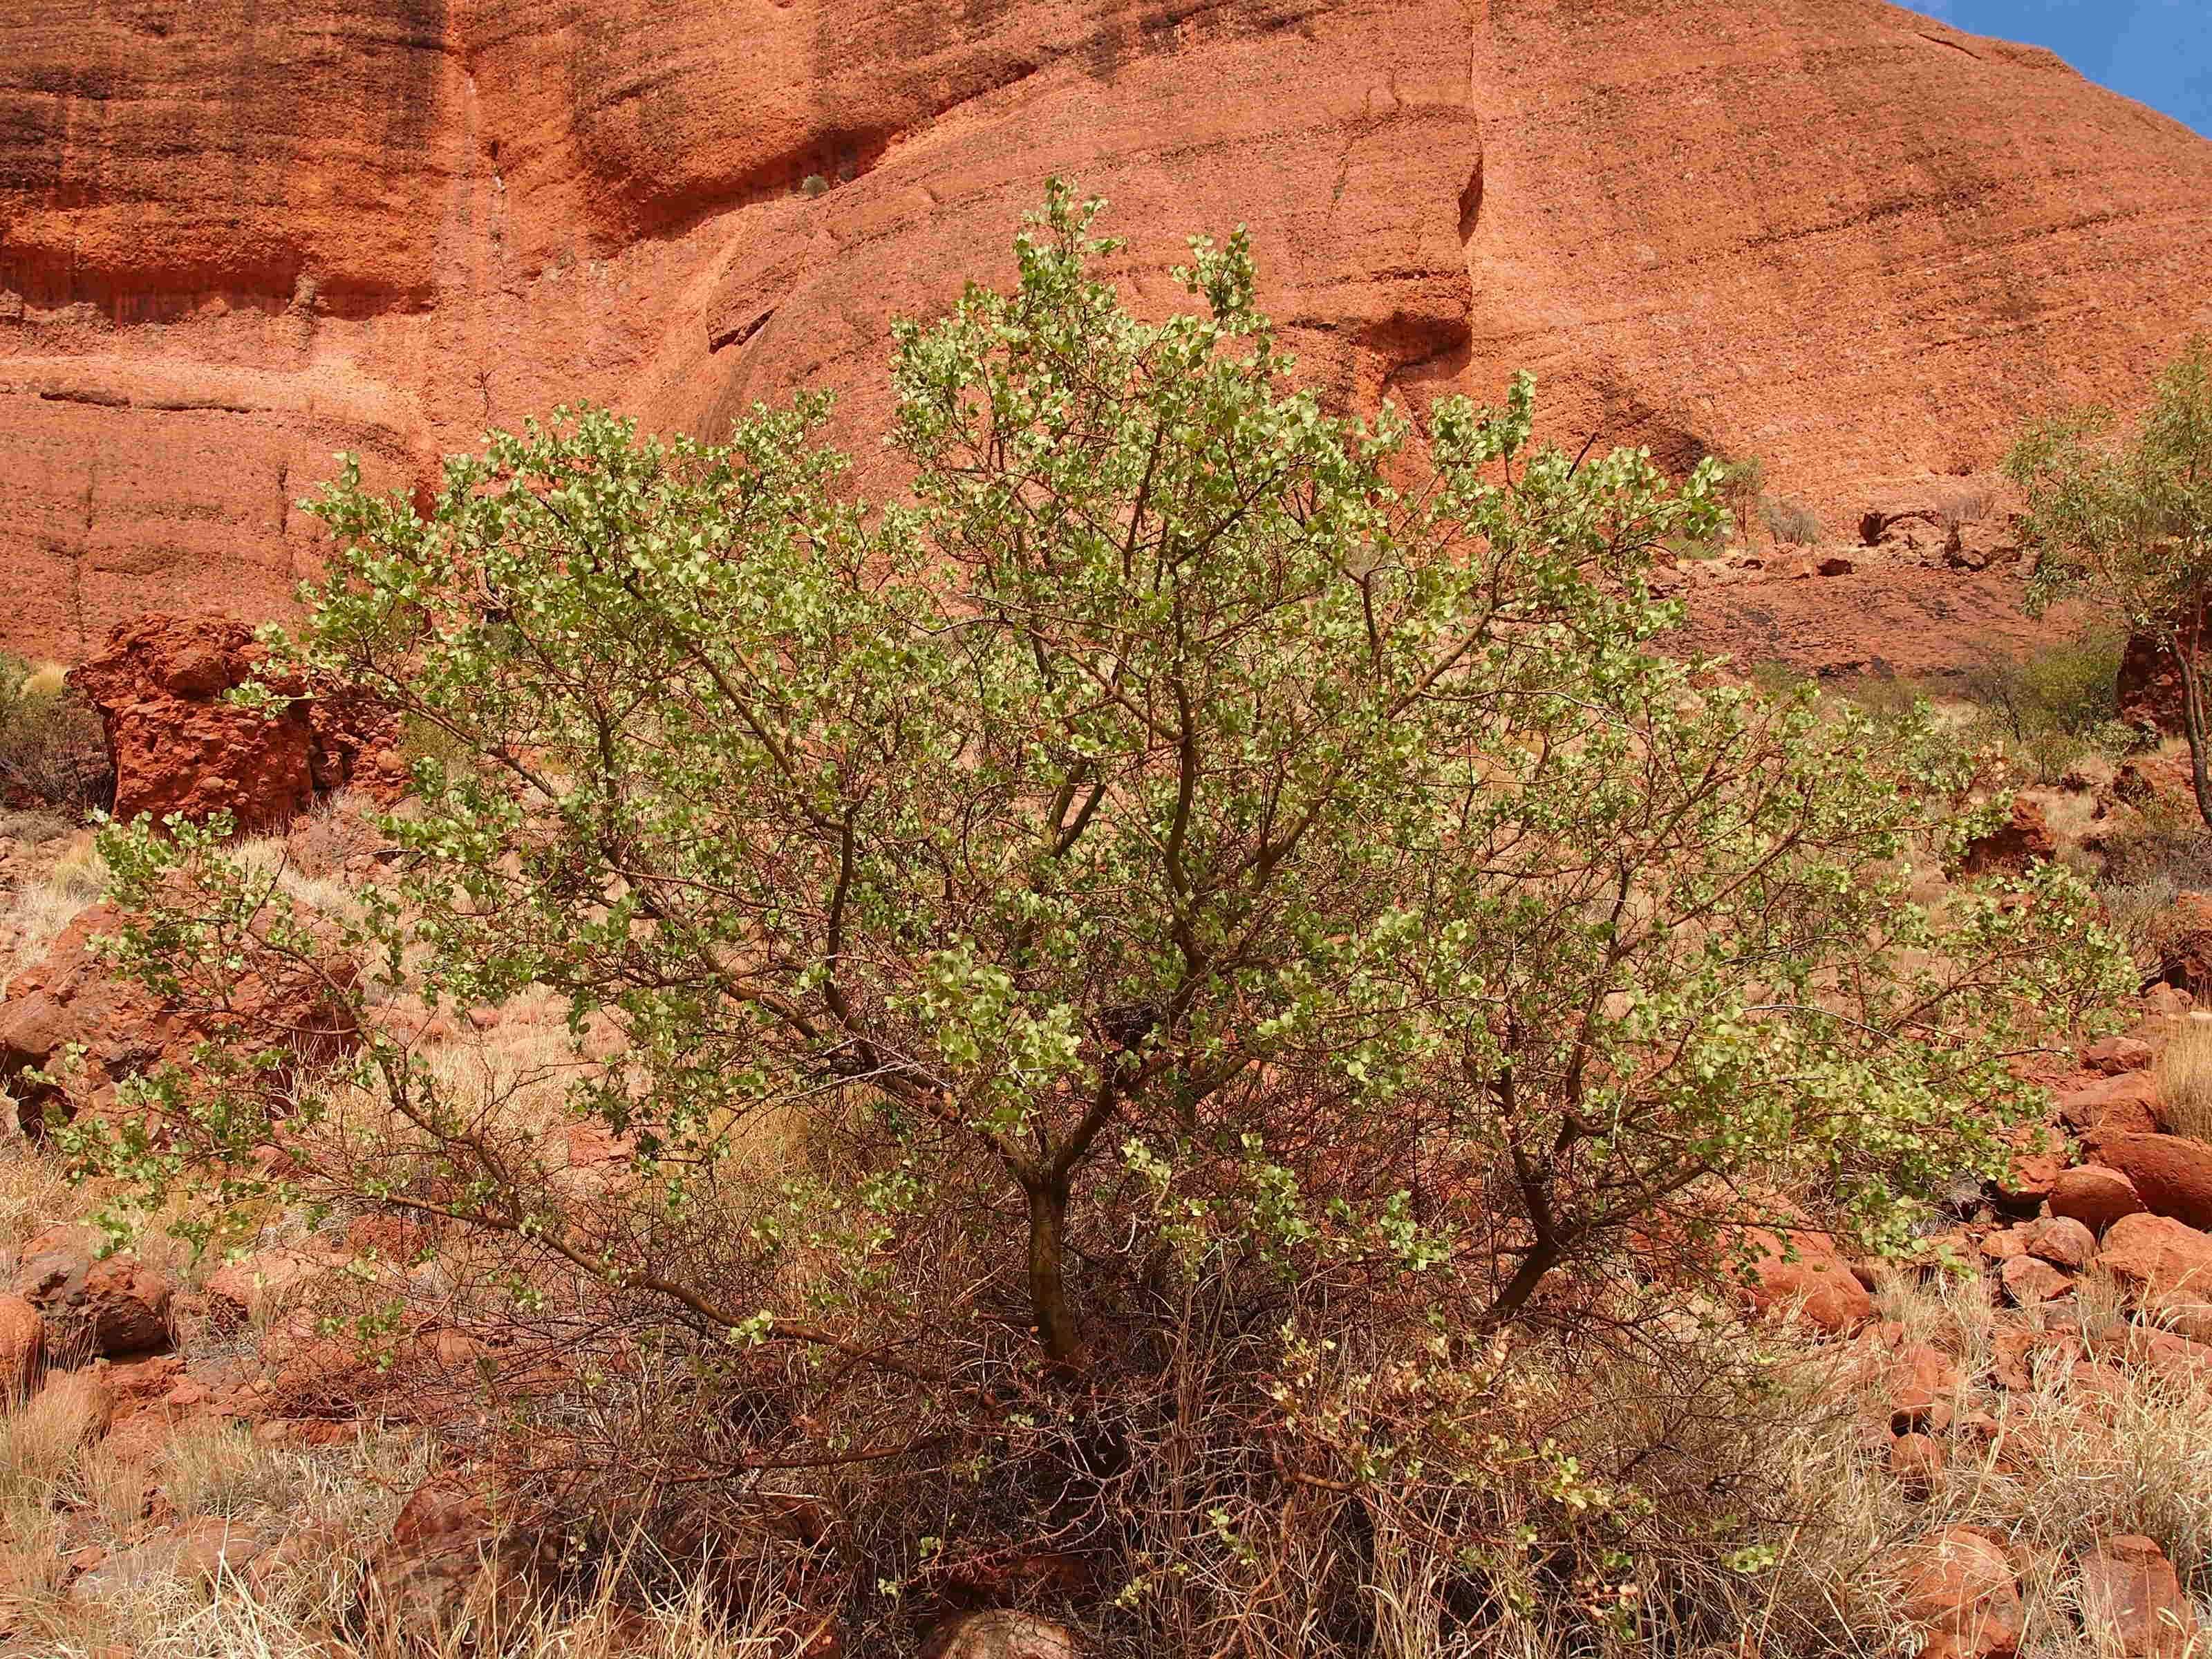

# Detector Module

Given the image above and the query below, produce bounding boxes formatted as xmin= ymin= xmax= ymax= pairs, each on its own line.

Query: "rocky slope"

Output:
xmin=2 ymin=0 xmax=2209 ymax=662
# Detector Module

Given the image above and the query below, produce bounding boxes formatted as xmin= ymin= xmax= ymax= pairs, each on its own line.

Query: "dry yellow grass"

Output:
xmin=0 ymin=1382 xmax=815 ymax=1659
xmin=19 ymin=663 xmax=68 ymax=700
xmin=2157 ymin=1015 xmax=2212 ymax=1144
xmin=0 ymin=834 xmax=106 ymax=995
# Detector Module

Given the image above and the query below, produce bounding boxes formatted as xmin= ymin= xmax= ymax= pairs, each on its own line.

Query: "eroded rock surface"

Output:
xmin=3 ymin=0 xmax=2210 ymax=666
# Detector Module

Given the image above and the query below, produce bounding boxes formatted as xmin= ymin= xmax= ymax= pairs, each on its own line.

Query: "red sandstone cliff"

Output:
xmin=2 ymin=0 xmax=2209 ymax=664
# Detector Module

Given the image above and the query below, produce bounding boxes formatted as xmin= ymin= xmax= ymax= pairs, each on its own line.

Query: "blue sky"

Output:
xmin=1915 ymin=0 xmax=2211 ymax=136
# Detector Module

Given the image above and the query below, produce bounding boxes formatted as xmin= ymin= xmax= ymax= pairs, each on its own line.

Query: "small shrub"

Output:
xmin=1665 ymin=529 xmax=1727 ymax=561
xmin=2157 ymin=1018 xmax=2212 ymax=1143
xmin=1833 ymin=672 xmax=1939 ymax=724
xmin=2097 ymin=798 xmax=2212 ymax=968
xmin=1934 ymin=485 xmax=1993 ymax=530
xmin=397 ymin=710 xmax=471 ymax=774
xmin=1959 ymin=630 xmax=2126 ymax=742
xmin=1747 ymin=659 xmax=1815 ymax=697
xmin=1947 ymin=631 xmax=2136 ymax=785
xmin=0 ymin=655 xmax=111 ymax=818
xmin=76 ymin=182 xmax=2133 ymax=1657
xmin=1716 ymin=453 xmax=1765 ymax=538
xmin=1761 ymin=494 xmax=1823 ymax=546
xmin=798 ymin=173 xmax=828 ymax=198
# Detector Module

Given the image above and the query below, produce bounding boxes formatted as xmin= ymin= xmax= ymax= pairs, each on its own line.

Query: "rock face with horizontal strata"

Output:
xmin=3 ymin=0 xmax=2210 ymax=662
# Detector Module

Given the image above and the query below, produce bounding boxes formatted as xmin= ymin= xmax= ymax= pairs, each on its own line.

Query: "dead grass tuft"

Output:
xmin=2156 ymin=1015 xmax=2212 ymax=1143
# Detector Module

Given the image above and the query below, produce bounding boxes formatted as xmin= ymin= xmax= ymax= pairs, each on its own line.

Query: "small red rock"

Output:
xmin=2146 ymin=985 xmax=2195 ymax=1018
xmin=0 ymin=1293 xmax=41 ymax=1392
xmin=2083 ymin=1035 xmax=2155 ymax=1076
xmin=2130 ymin=1329 xmax=2212 ymax=1384
xmin=1888 ymin=1342 xmax=1962 ymax=1434
xmin=2023 ymin=1215 xmax=2097 ymax=1271
xmin=67 ymin=616 xmax=313 ymax=834
xmin=1889 ymin=1431 xmax=1946 ymax=1497
xmin=922 ymin=1612 xmax=1078 ymax=1659
xmin=205 ymin=1248 xmax=323 ymax=1327
xmin=1989 ymin=1327 xmax=2079 ymax=1391
xmin=1999 ymin=1255 xmax=2073 ymax=1307
xmin=1994 ymin=1151 xmax=2066 ymax=1209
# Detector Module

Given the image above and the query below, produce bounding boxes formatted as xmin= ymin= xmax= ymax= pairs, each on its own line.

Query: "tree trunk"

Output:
xmin=1027 ymin=1178 xmax=1081 ymax=1365
xmin=2179 ymin=626 xmax=2212 ymax=832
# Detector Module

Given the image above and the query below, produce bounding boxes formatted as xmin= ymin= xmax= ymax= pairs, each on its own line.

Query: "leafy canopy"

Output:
xmin=2012 ymin=339 xmax=2212 ymax=820
xmin=89 ymin=183 xmax=2124 ymax=1375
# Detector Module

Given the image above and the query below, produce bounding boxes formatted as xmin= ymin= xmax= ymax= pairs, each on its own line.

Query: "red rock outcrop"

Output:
xmin=69 ymin=615 xmax=314 ymax=832
xmin=2114 ymin=610 xmax=2211 ymax=737
xmin=3 ymin=1 xmax=2210 ymax=666
xmin=1961 ymin=797 xmax=2058 ymax=876
xmin=66 ymin=614 xmax=391 ymax=833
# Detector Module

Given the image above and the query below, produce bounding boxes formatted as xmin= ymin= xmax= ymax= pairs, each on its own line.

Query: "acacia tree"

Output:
xmin=88 ymin=185 xmax=2123 ymax=1398
xmin=2012 ymin=340 xmax=2212 ymax=824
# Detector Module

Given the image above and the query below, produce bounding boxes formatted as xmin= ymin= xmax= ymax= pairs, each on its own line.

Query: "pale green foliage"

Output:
xmin=2012 ymin=340 xmax=2212 ymax=819
xmin=88 ymin=185 xmax=2124 ymax=1385
xmin=61 ymin=181 xmax=2137 ymax=1656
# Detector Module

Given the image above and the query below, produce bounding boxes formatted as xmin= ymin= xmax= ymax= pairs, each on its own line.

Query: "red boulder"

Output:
xmin=2097 ymin=1134 xmax=2212 ymax=1231
xmin=2077 ymin=1536 xmax=2199 ymax=1658
xmin=1897 ymin=1526 xmax=2023 ymax=1659
xmin=2060 ymin=1071 xmax=2162 ymax=1139
xmin=1738 ymin=1228 xmax=1875 ymax=1335
xmin=2047 ymin=1165 xmax=2148 ymax=1237
xmin=2097 ymin=1213 xmax=2212 ymax=1343
xmin=10 ymin=1226 xmax=171 ymax=1359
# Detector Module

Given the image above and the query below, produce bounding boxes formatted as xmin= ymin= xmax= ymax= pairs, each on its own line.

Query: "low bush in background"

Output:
xmin=0 ymin=654 xmax=111 ymax=819
xmin=1761 ymin=494 xmax=1824 ymax=545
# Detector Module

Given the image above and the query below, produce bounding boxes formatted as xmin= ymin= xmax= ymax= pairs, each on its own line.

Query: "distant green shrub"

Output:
xmin=1746 ymin=659 xmax=1815 ymax=698
xmin=799 ymin=173 xmax=829 ymax=199
xmin=1761 ymin=496 xmax=1823 ymax=546
xmin=1715 ymin=456 xmax=1765 ymax=541
xmin=2012 ymin=339 xmax=2212 ymax=825
xmin=1940 ymin=630 xmax=2135 ymax=784
xmin=1960 ymin=630 xmax=2125 ymax=743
